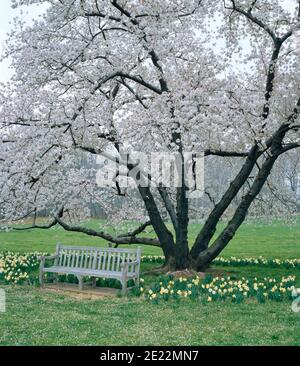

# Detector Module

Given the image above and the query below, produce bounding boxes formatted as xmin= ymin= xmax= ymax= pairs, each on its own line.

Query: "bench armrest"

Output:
xmin=120 ymin=261 xmax=140 ymax=268
xmin=120 ymin=260 xmax=140 ymax=271
xmin=130 ymin=260 xmax=140 ymax=266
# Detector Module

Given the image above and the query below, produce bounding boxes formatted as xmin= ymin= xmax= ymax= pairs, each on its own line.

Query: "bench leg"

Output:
xmin=77 ymin=276 xmax=83 ymax=291
xmin=121 ymin=279 xmax=127 ymax=296
xmin=39 ymin=260 xmax=45 ymax=286
xmin=39 ymin=270 xmax=44 ymax=287
xmin=135 ymin=276 xmax=140 ymax=287
xmin=53 ymin=273 xmax=59 ymax=284
xmin=92 ymin=277 xmax=97 ymax=288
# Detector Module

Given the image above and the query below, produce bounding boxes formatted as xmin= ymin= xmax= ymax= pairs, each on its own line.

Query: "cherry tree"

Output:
xmin=0 ymin=0 xmax=300 ymax=270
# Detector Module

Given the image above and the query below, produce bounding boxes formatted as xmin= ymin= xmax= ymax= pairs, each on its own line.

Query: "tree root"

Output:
xmin=166 ymin=269 xmax=206 ymax=279
xmin=142 ymin=266 xmax=230 ymax=278
xmin=141 ymin=265 xmax=171 ymax=276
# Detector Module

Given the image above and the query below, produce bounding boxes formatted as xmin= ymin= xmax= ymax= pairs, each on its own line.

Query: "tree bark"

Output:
xmin=190 ymin=144 xmax=260 ymax=259
xmin=174 ymin=182 xmax=190 ymax=269
xmin=194 ymin=125 xmax=290 ymax=270
xmin=138 ymin=185 xmax=176 ymax=263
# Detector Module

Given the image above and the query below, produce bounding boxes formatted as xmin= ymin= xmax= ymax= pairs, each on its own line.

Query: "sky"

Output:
xmin=0 ymin=0 xmax=46 ymax=83
xmin=0 ymin=0 xmax=297 ymax=83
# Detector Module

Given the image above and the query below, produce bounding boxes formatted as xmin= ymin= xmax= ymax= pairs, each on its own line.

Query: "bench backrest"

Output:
xmin=54 ymin=244 xmax=141 ymax=274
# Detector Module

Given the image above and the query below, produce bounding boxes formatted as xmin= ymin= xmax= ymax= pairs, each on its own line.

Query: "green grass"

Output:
xmin=0 ymin=286 xmax=299 ymax=346
xmin=0 ymin=218 xmax=300 ymax=345
xmin=1 ymin=217 xmax=300 ymax=258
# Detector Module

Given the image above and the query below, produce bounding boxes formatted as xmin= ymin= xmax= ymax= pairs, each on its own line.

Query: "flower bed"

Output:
xmin=140 ymin=274 xmax=298 ymax=304
xmin=142 ymin=255 xmax=300 ymax=268
xmin=0 ymin=251 xmax=47 ymax=284
xmin=1 ymin=251 xmax=300 ymax=299
xmin=213 ymin=256 xmax=300 ymax=268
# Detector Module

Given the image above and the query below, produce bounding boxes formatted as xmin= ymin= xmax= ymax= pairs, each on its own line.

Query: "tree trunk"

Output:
xmin=174 ymin=152 xmax=190 ymax=270
xmin=138 ymin=185 xmax=176 ymax=260
xmin=194 ymin=129 xmax=287 ymax=270
xmin=190 ymin=144 xmax=260 ymax=259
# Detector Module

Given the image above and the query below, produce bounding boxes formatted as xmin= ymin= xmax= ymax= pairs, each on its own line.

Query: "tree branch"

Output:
xmin=117 ymin=221 xmax=152 ymax=238
xmin=225 ymin=0 xmax=295 ymax=124
xmin=11 ymin=206 xmax=64 ymax=231
xmin=12 ymin=218 xmax=58 ymax=231
xmin=226 ymin=0 xmax=277 ymax=42
xmin=111 ymin=0 xmax=168 ymax=92
xmin=204 ymin=149 xmax=249 ymax=157
xmin=190 ymin=144 xmax=261 ymax=258
xmin=195 ymin=102 xmax=300 ymax=267
xmin=158 ymin=187 xmax=178 ymax=229
xmin=55 ymin=216 xmax=160 ymax=246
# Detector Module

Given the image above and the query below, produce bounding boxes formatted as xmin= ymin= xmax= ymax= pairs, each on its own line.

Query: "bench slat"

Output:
xmin=80 ymin=251 xmax=84 ymax=268
xmin=116 ymin=252 xmax=121 ymax=272
xmin=84 ymin=250 xmax=88 ymax=268
xmin=58 ymin=245 xmax=138 ymax=253
xmin=98 ymin=252 xmax=102 ymax=270
xmin=102 ymin=251 xmax=107 ymax=271
xmin=107 ymin=251 xmax=112 ymax=272
xmin=59 ymin=252 xmax=63 ymax=267
xmin=71 ymin=251 xmax=76 ymax=268
xmin=62 ymin=250 xmax=67 ymax=267
xmin=75 ymin=251 xmax=79 ymax=268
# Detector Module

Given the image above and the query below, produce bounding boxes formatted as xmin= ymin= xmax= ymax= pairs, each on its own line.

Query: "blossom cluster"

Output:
xmin=142 ymin=255 xmax=300 ymax=269
xmin=0 ymin=251 xmax=47 ymax=284
xmin=141 ymin=275 xmax=298 ymax=304
xmin=213 ymin=256 xmax=300 ymax=269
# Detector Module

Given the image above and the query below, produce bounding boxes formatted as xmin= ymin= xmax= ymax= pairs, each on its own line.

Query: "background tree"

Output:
xmin=0 ymin=0 xmax=300 ymax=270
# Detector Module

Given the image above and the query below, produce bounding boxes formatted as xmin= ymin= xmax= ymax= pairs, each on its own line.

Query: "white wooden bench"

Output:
xmin=38 ymin=244 xmax=142 ymax=295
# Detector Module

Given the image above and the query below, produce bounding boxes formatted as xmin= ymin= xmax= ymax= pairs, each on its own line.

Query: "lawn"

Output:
xmin=1 ymin=286 xmax=299 ymax=346
xmin=1 ymin=217 xmax=300 ymax=258
xmin=0 ymin=218 xmax=300 ymax=346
